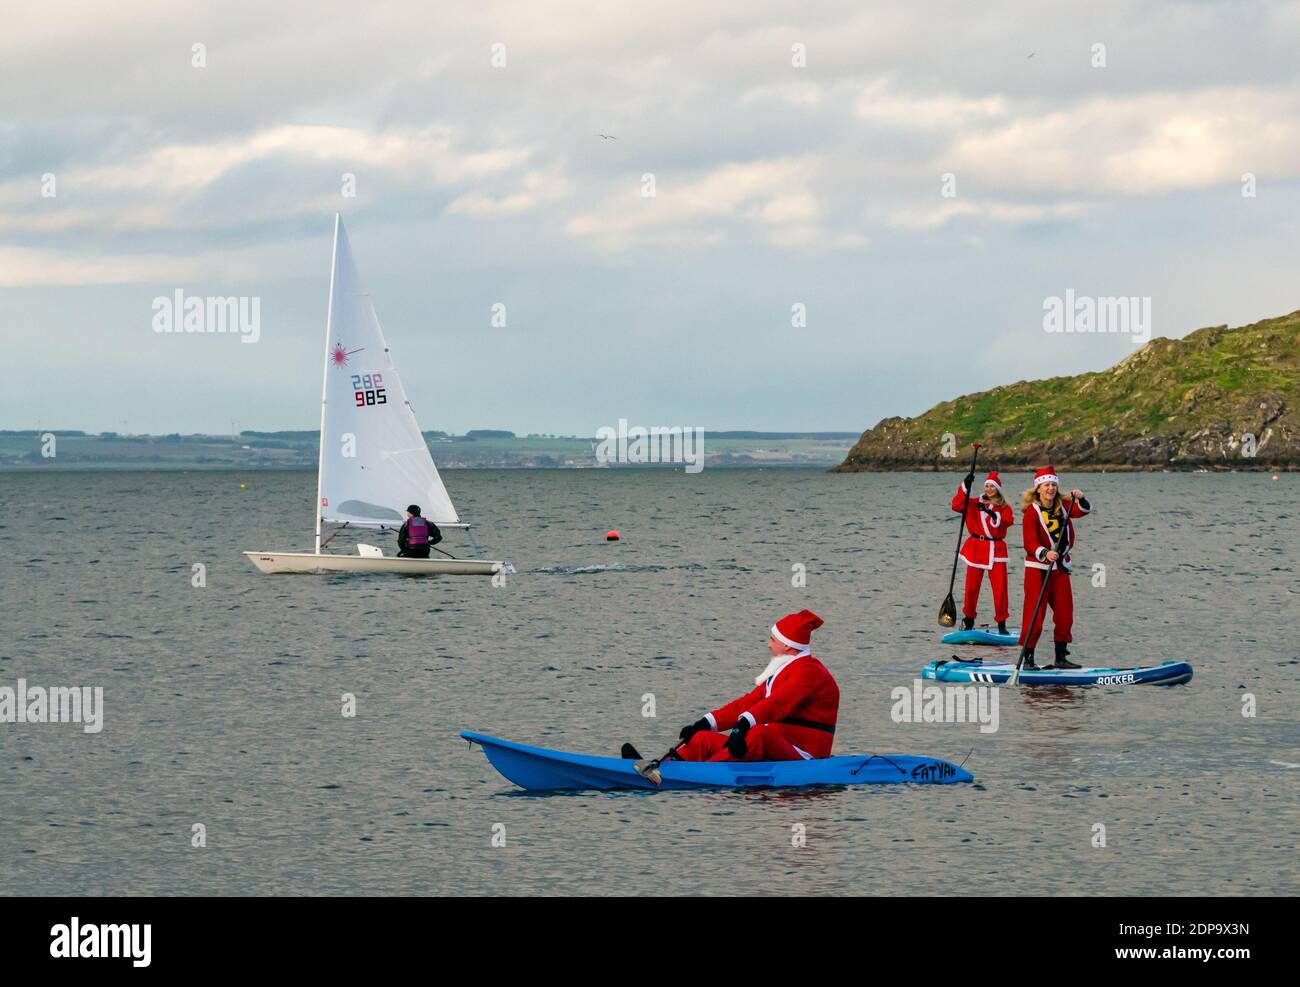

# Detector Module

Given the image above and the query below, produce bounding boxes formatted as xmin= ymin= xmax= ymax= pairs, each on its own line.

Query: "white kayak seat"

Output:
xmin=356 ymin=543 xmax=384 ymax=558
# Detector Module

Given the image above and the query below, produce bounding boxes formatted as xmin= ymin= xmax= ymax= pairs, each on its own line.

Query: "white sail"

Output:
xmin=317 ymin=216 xmax=459 ymax=527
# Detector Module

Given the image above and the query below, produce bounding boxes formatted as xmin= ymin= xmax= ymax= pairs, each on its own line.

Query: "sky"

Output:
xmin=2 ymin=0 xmax=1299 ymax=435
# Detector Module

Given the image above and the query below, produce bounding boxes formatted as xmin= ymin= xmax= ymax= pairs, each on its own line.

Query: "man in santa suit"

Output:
xmin=951 ymin=469 xmax=1014 ymax=634
xmin=668 ymin=610 xmax=840 ymax=762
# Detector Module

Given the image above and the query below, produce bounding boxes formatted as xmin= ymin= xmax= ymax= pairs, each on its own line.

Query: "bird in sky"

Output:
xmin=597 ymin=133 xmax=617 ymax=140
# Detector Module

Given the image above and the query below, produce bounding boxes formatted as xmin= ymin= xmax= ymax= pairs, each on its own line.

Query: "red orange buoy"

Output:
xmin=605 ymin=530 xmax=620 ymax=541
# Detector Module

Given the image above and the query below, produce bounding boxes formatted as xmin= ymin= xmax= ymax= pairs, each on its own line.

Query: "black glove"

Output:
xmin=679 ymin=718 xmax=710 ymax=743
xmin=963 ymin=471 xmax=975 ymax=490
xmin=978 ymin=501 xmax=995 ymax=516
xmin=725 ymin=718 xmax=751 ymax=758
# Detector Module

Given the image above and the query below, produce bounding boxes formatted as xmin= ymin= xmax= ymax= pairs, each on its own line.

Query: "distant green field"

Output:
xmin=0 ymin=431 xmax=858 ymax=470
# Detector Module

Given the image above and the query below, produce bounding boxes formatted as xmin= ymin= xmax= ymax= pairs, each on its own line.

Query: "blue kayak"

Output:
xmin=922 ymin=658 xmax=1193 ymax=687
xmin=941 ymin=626 xmax=1020 ymax=646
xmin=461 ymin=731 xmax=973 ymax=791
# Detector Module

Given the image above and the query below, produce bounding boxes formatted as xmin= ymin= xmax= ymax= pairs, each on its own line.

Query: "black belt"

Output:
xmin=969 ymin=534 xmax=1000 ymax=541
xmin=778 ymin=717 xmax=836 ymax=734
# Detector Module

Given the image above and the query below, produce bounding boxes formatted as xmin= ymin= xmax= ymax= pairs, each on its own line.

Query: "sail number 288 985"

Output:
xmin=351 ymin=373 xmax=387 ymax=407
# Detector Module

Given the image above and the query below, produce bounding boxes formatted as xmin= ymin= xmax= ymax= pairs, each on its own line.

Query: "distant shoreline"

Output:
xmin=0 ymin=462 xmax=834 ymax=473
xmin=2 ymin=463 xmax=1289 ymax=475
xmin=0 ymin=431 xmax=857 ymax=471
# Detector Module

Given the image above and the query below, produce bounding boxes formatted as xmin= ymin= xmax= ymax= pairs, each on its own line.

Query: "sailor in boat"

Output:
xmin=668 ymin=610 xmax=840 ymax=762
xmin=396 ymin=505 xmax=442 ymax=558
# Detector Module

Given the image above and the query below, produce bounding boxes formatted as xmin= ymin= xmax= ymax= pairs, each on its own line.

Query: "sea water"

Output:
xmin=1 ymin=468 xmax=1296 ymax=894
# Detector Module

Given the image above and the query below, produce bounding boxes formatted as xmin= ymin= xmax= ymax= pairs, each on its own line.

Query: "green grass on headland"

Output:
xmin=835 ymin=309 xmax=1300 ymax=471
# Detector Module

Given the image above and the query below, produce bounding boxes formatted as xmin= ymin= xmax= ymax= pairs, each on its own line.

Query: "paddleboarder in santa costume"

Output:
xmin=951 ymin=470 xmax=1014 ymax=634
xmin=665 ymin=610 xmax=840 ymax=762
xmin=1018 ymin=468 xmax=1090 ymax=669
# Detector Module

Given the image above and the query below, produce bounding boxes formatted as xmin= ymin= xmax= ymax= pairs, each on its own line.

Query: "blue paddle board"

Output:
xmin=941 ymin=626 xmax=1020 ymax=646
xmin=922 ymin=658 xmax=1193 ymax=687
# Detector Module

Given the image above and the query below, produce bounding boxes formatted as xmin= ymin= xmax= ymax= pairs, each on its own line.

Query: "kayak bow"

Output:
xmin=461 ymin=731 xmax=973 ymax=792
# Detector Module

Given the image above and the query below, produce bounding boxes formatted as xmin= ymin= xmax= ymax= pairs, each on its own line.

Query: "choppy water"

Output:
xmin=2 ymin=468 xmax=1297 ymax=895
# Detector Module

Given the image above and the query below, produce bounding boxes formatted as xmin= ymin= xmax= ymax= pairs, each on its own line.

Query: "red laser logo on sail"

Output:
xmin=330 ymin=343 xmax=364 ymax=367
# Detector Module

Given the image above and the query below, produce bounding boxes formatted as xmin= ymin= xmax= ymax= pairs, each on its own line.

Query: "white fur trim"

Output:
xmin=1034 ymin=472 xmax=1059 ymax=487
xmin=704 ymin=712 xmax=718 ymax=730
xmin=740 ymin=711 xmax=757 ymax=728
xmin=770 ymin=623 xmax=812 ymax=654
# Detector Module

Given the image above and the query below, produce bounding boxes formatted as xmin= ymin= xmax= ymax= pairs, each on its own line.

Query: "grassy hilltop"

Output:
xmin=835 ymin=310 xmax=1299 ymax=472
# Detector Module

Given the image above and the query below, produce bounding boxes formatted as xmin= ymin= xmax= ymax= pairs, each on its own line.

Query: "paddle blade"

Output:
xmin=634 ymin=759 xmax=663 ymax=785
xmin=938 ymin=594 xmax=957 ymax=627
xmin=1009 ymin=649 xmax=1027 ymax=686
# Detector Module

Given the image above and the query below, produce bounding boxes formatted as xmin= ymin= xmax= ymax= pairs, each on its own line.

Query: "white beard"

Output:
xmin=755 ymin=649 xmax=809 ymax=686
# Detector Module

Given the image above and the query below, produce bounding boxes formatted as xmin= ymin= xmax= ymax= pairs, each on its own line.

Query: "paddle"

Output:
xmin=939 ymin=443 xmax=981 ymax=627
xmin=631 ymin=746 xmax=677 ymax=785
xmin=1009 ymin=497 xmax=1074 ymax=686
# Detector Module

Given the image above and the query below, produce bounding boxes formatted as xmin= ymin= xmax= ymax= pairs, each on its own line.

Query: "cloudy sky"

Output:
xmin=3 ymin=0 xmax=1298 ymax=435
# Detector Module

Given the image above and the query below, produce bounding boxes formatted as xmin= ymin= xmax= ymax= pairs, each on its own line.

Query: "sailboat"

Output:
xmin=243 ymin=215 xmax=505 ymax=576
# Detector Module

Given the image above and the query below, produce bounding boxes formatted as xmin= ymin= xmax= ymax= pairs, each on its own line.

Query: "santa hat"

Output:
xmin=1033 ymin=467 xmax=1059 ymax=487
xmin=984 ymin=471 xmax=1002 ymax=492
xmin=771 ymin=609 xmax=823 ymax=654
xmin=758 ymin=610 xmax=824 ymax=685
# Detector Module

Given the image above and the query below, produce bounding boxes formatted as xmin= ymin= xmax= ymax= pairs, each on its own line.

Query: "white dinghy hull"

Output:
xmin=243 ymin=551 xmax=501 ymax=576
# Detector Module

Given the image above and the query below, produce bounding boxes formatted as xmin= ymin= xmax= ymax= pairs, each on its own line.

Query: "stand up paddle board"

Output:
xmin=922 ymin=658 xmax=1193 ymax=687
xmin=941 ymin=626 xmax=1019 ymax=646
xmin=461 ymin=731 xmax=973 ymax=792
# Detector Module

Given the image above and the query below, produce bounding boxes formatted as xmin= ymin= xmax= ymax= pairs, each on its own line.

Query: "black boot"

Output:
xmin=961 ymin=616 xmax=975 ymax=631
xmin=1052 ymin=641 xmax=1080 ymax=669
xmin=997 ymin=621 xmax=1009 ymax=636
xmin=1021 ymin=648 xmax=1040 ymax=671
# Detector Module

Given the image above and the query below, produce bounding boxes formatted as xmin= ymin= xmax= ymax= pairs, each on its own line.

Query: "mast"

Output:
xmin=314 ymin=213 xmax=341 ymax=555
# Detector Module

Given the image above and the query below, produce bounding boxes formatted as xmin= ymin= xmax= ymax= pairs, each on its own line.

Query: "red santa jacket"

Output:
xmin=950 ymin=480 xmax=1014 ymax=569
xmin=705 ymin=655 xmax=840 ymax=759
xmin=1022 ymin=496 xmax=1090 ymax=571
